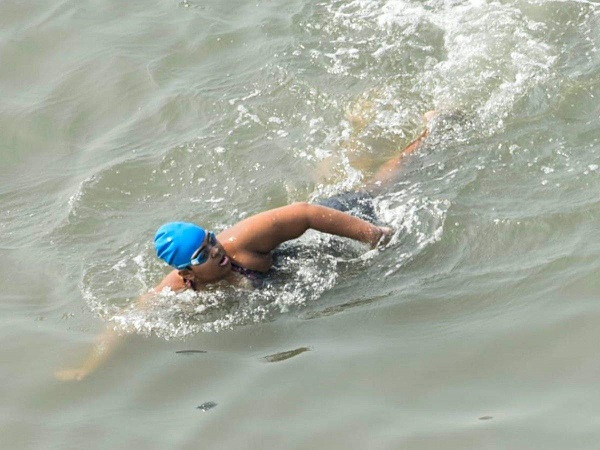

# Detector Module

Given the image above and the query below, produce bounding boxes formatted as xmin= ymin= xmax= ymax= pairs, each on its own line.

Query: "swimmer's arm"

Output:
xmin=233 ymin=202 xmax=389 ymax=253
xmin=54 ymin=325 xmax=122 ymax=382
xmin=54 ymin=280 xmax=175 ymax=382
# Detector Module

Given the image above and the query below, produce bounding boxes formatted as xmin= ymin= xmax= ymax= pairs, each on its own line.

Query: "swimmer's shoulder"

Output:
xmin=154 ymin=269 xmax=187 ymax=293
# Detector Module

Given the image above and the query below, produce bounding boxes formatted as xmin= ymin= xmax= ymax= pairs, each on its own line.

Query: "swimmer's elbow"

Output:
xmin=286 ymin=201 xmax=311 ymax=225
xmin=290 ymin=201 xmax=310 ymax=210
xmin=295 ymin=202 xmax=319 ymax=229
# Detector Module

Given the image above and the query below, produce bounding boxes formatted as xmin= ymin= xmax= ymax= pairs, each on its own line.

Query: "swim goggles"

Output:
xmin=189 ymin=231 xmax=217 ymax=266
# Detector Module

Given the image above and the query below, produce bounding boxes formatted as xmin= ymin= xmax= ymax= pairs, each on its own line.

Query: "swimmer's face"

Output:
xmin=178 ymin=233 xmax=232 ymax=284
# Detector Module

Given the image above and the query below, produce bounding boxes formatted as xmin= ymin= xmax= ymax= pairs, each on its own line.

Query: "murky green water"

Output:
xmin=1 ymin=0 xmax=599 ymax=448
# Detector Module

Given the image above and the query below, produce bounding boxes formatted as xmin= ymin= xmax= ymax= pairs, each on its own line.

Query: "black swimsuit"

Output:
xmin=230 ymin=262 xmax=265 ymax=288
xmin=314 ymin=190 xmax=376 ymax=222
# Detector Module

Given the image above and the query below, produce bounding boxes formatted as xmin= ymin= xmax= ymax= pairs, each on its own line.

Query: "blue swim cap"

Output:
xmin=154 ymin=222 xmax=207 ymax=269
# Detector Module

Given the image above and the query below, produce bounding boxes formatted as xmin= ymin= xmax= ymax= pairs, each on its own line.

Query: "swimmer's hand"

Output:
xmin=55 ymin=367 xmax=90 ymax=382
xmin=372 ymin=226 xmax=394 ymax=248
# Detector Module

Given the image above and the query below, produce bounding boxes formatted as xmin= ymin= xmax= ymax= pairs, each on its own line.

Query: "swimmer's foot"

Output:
xmin=422 ymin=109 xmax=468 ymax=136
xmin=423 ymin=110 xmax=438 ymax=125
xmin=417 ymin=110 xmax=438 ymax=139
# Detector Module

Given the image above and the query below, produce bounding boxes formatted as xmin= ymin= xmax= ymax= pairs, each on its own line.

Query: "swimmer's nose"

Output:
xmin=209 ymin=246 xmax=220 ymax=258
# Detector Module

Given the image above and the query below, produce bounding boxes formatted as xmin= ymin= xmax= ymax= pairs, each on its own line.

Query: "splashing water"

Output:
xmin=74 ymin=0 xmax=566 ymax=339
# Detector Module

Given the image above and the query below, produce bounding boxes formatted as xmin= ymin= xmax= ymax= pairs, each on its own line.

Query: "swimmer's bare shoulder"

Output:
xmin=154 ymin=269 xmax=187 ymax=293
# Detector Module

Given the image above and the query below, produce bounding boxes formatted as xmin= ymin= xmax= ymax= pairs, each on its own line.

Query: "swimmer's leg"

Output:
xmin=365 ymin=110 xmax=436 ymax=192
xmin=313 ymin=91 xmax=381 ymax=185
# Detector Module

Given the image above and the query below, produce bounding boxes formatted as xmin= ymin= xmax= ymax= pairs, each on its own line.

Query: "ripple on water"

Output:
xmin=74 ymin=0 xmax=587 ymax=340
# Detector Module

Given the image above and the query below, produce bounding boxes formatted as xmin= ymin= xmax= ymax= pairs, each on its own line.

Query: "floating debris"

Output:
xmin=263 ymin=347 xmax=311 ymax=363
xmin=197 ymin=402 xmax=217 ymax=412
xmin=478 ymin=416 xmax=493 ymax=421
xmin=176 ymin=350 xmax=208 ymax=355
xmin=300 ymin=294 xmax=386 ymax=320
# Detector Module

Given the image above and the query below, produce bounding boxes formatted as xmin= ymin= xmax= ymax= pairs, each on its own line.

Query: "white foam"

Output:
xmin=375 ymin=190 xmax=450 ymax=277
xmin=317 ymin=0 xmax=557 ymax=131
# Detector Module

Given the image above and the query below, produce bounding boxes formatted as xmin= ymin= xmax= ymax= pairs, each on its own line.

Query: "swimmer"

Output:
xmin=153 ymin=204 xmax=392 ymax=291
xmin=55 ymin=111 xmax=438 ymax=381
